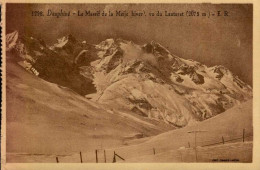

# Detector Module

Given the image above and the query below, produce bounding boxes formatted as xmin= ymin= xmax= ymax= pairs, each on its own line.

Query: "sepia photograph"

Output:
xmin=3 ymin=2 xmax=256 ymax=165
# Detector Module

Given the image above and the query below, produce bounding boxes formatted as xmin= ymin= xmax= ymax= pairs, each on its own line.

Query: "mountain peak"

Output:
xmin=96 ymin=38 xmax=116 ymax=50
xmin=49 ymin=34 xmax=78 ymax=51
xmin=6 ymin=30 xmax=19 ymax=51
xmin=142 ymin=41 xmax=171 ymax=56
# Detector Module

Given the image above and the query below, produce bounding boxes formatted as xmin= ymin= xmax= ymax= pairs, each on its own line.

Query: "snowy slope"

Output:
xmin=6 ymin=56 xmax=174 ymax=162
xmin=105 ymin=99 xmax=253 ymax=163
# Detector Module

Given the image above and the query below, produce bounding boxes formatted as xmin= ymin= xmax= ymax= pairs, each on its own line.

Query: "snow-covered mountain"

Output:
xmin=6 ymin=31 xmax=97 ymax=95
xmin=6 ymin=31 xmax=252 ymax=127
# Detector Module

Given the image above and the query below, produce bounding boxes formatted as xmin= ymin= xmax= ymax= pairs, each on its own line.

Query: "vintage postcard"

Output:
xmin=1 ymin=1 xmax=260 ymax=170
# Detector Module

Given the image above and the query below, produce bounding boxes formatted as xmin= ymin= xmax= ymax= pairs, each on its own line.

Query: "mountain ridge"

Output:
xmin=6 ymin=31 xmax=252 ymax=127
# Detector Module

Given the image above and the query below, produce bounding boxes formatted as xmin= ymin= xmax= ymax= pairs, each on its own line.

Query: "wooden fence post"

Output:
xmin=56 ymin=157 xmax=59 ymax=163
xmin=80 ymin=151 xmax=83 ymax=163
xmin=243 ymin=129 xmax=245 ymax=142
xmin=222 ymin=136 xmax=225 ymax=144
xmin=113 ymin=151 xmax=116 ymax=163
xmin=95 ymin=150 xmax=98 ymax=163
xmin=153 ymin=148 xmax=155 ymax=155
xmin=104 ymin=150 xmax=106 ymax=163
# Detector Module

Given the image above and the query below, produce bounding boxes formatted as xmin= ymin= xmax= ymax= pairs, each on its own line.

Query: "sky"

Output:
xmin=6 ymin=3 xmax=253 ymax=85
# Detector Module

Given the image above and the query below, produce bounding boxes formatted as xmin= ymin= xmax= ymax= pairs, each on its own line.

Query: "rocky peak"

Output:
xmin=96 ymin=38 xmax=116 ymax=50
xmin=6 ymin=30 xmax=19 ymax=51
